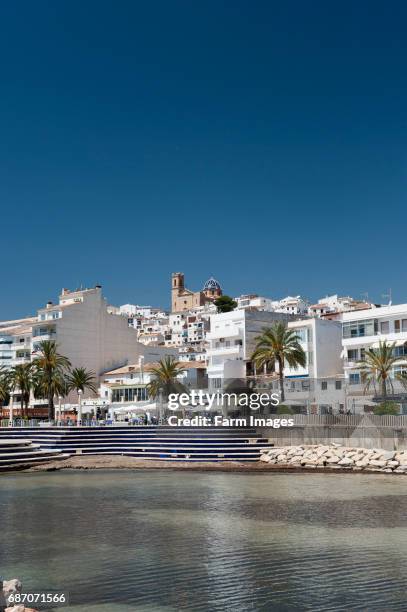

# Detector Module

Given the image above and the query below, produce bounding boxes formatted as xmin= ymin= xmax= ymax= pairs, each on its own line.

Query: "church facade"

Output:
xmin=171 ymin=272 xmax=222 ymax=312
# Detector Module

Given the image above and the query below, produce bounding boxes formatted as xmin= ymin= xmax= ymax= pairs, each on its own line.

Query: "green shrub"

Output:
xmin=373 ymin=401 xmax=400 ymax=416
xmin=275 ymin=404 xmax=295 ymax=415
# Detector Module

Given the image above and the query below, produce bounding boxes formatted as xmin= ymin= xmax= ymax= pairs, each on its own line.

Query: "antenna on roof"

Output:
xmin=361 ymin=292 xmax=369 ymax=302
xmin=382 ymin=289 xmax=392 ymax=306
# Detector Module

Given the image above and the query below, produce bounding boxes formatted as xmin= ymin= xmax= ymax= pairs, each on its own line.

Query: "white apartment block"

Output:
xmin=309 ymin=294 xmax=372 ymax=317
xmin=0 ymin=286 xmax=176 ymax=408
xmin=272 ymin=296 xmax=309 ymax=315
xmin=206 ymin=310 xmax=292 ymax=387
xmin=342 ymin=304 xmax=407 ymax=413
xmin=276 ymin=318 xmax=345 ymax=414
xmin=235 ymin=294 xmax=275 ymax=311
xmin=206 ymin=310 xmax=345 ymax=414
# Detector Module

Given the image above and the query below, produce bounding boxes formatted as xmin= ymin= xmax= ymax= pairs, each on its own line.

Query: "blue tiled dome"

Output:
xmin=203 ymin=277 xmax=221 ymax=291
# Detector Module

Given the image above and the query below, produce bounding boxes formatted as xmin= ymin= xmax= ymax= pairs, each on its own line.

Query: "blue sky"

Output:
xmin=1 ymin=1 xmax=406 ymax=319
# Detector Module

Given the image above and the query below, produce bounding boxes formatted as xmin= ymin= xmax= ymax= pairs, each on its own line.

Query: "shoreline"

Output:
xmin=0 ymin=453 xmax=401 ymax=474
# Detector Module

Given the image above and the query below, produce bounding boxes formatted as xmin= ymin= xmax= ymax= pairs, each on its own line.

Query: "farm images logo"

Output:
xmin=166 ymin=390 xmax=295 ymax=428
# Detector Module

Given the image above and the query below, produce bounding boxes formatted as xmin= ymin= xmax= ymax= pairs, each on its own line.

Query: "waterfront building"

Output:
xmin=0 ymin=286 xmax=176 ymax=415
xmin=206 ymin=309 xmax=293 ymax=388
xmin=99 ymin=360 xmax=207 ymax=419
xmin=342 ymin=304 xmax=407 ymax=413
xmin=270 ymin=318 xmax=345 ymax=414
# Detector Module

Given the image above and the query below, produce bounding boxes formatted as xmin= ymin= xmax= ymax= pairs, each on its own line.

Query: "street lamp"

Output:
xmin=77 ymin=389 xmax=83 ymax=427
xmin=139 ymin=355 xmax=145 ymax=384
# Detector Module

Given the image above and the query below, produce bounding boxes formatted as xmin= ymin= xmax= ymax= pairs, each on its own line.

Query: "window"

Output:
xmin=403 ymin=320 xmax=407 ymax=332
xmin=321 ymin=381 xmax=328 ymax=390
xmin=394 ymin=345 xmax=407 ymax=357
xmin=349 ymin=373 xmax=360 ymax=385
xmin=347 ymin=349 xmax=358 ymax=361
xmin=343 ymin=319 xmax=378 ymax=338
xmin=395 ymin=320 xmax=401 ymax=333
xmin=335 ymin=380 xmax=342 ymax=390
xmin=380 ymin=321 xmax=390 ymax=334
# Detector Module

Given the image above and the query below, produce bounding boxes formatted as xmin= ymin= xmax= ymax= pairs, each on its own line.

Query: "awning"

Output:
xmin=113 ymin=402 xmax=157 ymax=414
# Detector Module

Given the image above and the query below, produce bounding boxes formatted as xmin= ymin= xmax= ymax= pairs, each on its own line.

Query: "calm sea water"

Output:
xmin=1 ymin=469 xmax=407 ymax=611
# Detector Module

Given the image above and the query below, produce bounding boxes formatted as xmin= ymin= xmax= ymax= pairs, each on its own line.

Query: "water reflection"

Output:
xmin=0 ymin=470 xmax=406 ymax=611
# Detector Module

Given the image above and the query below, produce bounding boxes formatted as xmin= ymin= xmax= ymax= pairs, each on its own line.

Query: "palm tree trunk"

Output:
xmin=48 ymin=394 xmax=55 ymax=421
xmin=382 ymin=378 xmax=387 ymax=399
xmin=20 ymin=397 xmax=24 ymax=421
xmin=278 ymin=357 xmax=285 ymax=403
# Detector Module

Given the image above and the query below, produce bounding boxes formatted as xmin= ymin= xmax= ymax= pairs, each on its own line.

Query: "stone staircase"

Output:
xmin=0 ymin=438 xmax=68 ymax=470
xmin=0 ymin=426 xmax=273 ymax=462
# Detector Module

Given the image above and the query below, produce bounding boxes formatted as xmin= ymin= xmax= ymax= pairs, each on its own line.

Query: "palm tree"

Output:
xmin=66 ymin=367 xmax=97 ymax=423
xmin=146 ymin=356 xmax=186 ymax=418
xmin=66 ymin=367 xmax=97 ymax=395
xmin=251 ymin=322 xmax=306 ymax=402
xmin=8 ymin=363 xmax=33 ymax=419
xmin=0 ymin=366 xmax=10 ymax=408
xmin=32 ymin=340 xmax=71 ymax=421
xmin=357 ymin=340 xmax=400 ymax=398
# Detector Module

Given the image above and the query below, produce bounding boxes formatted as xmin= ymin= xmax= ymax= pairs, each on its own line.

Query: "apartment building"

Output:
xmin=0 ymin=286 xmax=176 ymax=412
xmin=342 ymin=304 xmax=407 ymax=413
xmin=206 ymin=310 xmax=293 ymax=388
xmin=309 ymin=294 xmax=372 ymax=317
xmin=205 ymin=310 xmax=345 ymax=413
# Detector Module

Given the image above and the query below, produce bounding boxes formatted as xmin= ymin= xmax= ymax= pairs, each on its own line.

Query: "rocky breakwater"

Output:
xmin=0 ymin=579 xmax=37 ymax=612
xmin=260 ymin=444 xmax=407 ymax=473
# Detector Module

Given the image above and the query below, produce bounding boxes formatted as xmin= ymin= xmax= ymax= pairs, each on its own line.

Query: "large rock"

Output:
xmin=260 ymin=454 xmax=271 ymax=462
xmin=338 ymin=457 xmax=354 ymax=466
xmin=355 ymin=457 xmax=370 ymax=468
xmin=369 ymin=459 xmax=387 ymax=468
xmin=326 ymin=456 xmax=340 ymax=464
xmin=2 ymin=581 xmax=22 ymax=598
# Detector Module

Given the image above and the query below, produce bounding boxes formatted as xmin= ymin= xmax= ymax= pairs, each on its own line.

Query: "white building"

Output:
xmin=235 ymin=294 xmax=274 ymax=311
xmin=272 ymin=296 xmax=309 ymax=315
xmin=342 ymin=304 xmax=407 ymax=413
xmin=309 ymin=294 xmax=372 ymax=318
xmin=206 ymin=310 xmax=292 ymax=388
xmin=0 ymin=286 xmax=176 ymax=414
xmin=206 ymin=310 xmax=345 ymax=414
xmin=100 ymin=360 xmax=207 ymax=419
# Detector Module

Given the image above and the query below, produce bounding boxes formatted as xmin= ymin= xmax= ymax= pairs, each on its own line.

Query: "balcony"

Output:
xmin=12 ymin=357 xmax=31 ymax=365
xmin=206 ymin=326 xmax=242 ymax=340
xmin=11 ymin=342 xmax=31 ymax=351
xmin=206 ymin=345 xmax=243 ymax=357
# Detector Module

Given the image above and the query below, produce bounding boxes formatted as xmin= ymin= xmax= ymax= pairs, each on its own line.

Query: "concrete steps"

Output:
xmin=0 ymin=438 xmax=68 ymax=470
xmin=0 ymin=427 xmax=272 ymax=462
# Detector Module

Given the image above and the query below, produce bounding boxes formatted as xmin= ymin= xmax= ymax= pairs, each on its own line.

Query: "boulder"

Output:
xmin=326 ymin=456 xmax=340 ymax=464
xmin=381 ymin=451 xmax=396 ymax=461
xmin=369 ymin=459 xmax=387 ymax=468
xmin=2 ymin=581 xmax=22 ymax=597
xmin=338 ymin=457 xmax=354 ymax=466
xmin=260 ymin=454 xmax=271 ymax=463
xmin=355 ymin=457 xmax=370 ymax=468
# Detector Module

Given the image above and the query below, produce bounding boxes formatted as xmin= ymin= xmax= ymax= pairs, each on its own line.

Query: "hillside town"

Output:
xmin=1 ymin=272 xmax=406 ymax=420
